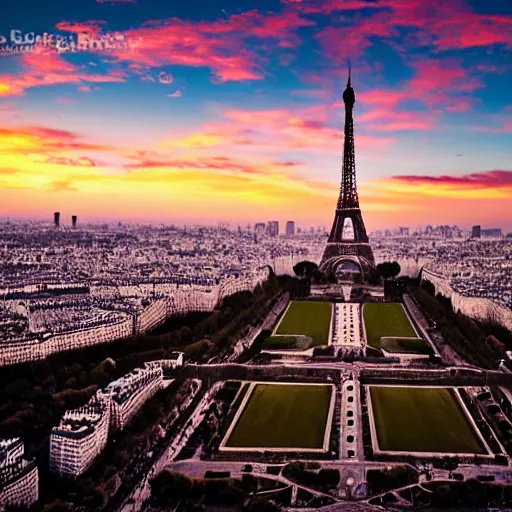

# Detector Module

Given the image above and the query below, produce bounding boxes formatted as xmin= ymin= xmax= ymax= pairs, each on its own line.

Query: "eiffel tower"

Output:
xmin=319 ymin=68 xmax=376 ymax=280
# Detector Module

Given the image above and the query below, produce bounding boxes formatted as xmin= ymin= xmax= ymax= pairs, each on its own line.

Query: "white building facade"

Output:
xmin=0 ymin=438 xmax=39 ymax=508
xmin=49 ymin=393 xmax=111 ymax=479
xmin=100 ymin=362 xmax=163 ymax=431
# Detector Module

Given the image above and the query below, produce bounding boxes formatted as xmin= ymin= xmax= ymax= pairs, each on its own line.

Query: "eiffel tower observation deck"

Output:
xmin=320 ymin=68 xmax=376 ymax=281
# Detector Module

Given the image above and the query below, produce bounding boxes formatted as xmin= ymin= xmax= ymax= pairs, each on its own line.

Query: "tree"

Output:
xmin=5 ymin=378 xmax=31 ymax=401
xmin=465 ymin=479 xmax=487 ymax=506
xmin=293 ymin=261 xmax=318 ymax=279
xmin=376 ymin=262 xmax=392 ymax=280
xmin=42 ymin=500 xmax=72 ymax=512
xmin=318 ymin=468 xmax=340 ymax=487
xmin=432 ymin=484 xmax=457 ymax=507
xmin=390 ymin=261 xmax=401 ymax=278
xmin=377 ymin=261 xmax=401 ymax=280
xmin=366 ymin=268 xmax=381 ymax=285
xmin=442 ymin=457 xmax=459 ymax=472
xmin=180 ymin=326 xmax=193 ymax=343
xmin=245 ymin=498 xmax=282 ymax=512
xmin=150 ymin=470 xmax=193 ymax=502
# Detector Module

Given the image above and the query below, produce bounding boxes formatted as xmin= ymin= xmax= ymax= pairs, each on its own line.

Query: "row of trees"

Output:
xmin=426 ymin=479 xmax=512 ymax=508
xmin=292 ymin=260 xmax=401 ymax=287
xmin=367 ymin=466 xmax=419 ymax=495
xmin=282 ymin=462 xmax=340 ymax=492
xmin=412 ymin=282 xmax=505 ymax=368
xmin=150 ymin=470 xmax=282 ymax=510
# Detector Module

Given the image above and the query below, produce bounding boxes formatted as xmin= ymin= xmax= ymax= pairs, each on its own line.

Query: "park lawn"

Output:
xmin=380 ymin=337 xmax=434 ymax=355
xmin=226 ymin=383 xmax=332 ymax=449
xmin=262 ymin=336 xmax=312 ymax=350
xmin=275 ymin=301 xmax=332 ymax=347
xmin=262 ymin=336 xmax=298 ymax=349
xmin=363 ymin=303 xmax=418 ymax=349
xmin=370 ymin=386 xmax=486 ymax=454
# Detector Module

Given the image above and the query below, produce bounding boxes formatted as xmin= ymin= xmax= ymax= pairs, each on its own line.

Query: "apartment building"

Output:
xmin=49 ymin=393 xmax=110 ymax=479
xmin=0 ymin=438 xmax=38 ymax=508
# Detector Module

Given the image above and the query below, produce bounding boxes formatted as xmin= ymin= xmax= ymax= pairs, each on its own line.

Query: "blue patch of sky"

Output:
xmin=467 ymin=0 xmax=512 ymax=15
xmin=362 ymin=40 xmax=413 ymax=88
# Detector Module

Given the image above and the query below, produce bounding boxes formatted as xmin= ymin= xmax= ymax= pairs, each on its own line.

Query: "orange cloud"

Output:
xmin=342 ymin=168 xmax=512 ymax=231
xmin=164 ymin=106 xmax=394 ymax=154
xmin=1 ymin=117 xmax=510 ymax=231
xmin=0 ymin=125 xmax=112 ymax=154
xmin=45 ymin=156 xmax=97 ymax=167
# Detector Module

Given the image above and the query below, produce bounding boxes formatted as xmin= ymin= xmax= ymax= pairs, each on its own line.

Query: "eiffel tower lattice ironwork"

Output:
xmin=319 ymin=68 xmax=376 ymax=279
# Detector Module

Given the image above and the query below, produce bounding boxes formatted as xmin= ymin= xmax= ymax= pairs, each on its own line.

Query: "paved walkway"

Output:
xmin=332 ymin=303 xmax=361 ymax=348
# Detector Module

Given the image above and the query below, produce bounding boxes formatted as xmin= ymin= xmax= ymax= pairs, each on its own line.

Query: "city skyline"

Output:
xmin=1 ymin=214 xmax=508 ymax=235
xmin=1 ymin=0 xmax=512 ymax=230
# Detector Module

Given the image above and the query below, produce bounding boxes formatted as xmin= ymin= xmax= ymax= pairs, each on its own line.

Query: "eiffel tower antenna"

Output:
xmin=347 ymin=58 xmax=352 ymax=86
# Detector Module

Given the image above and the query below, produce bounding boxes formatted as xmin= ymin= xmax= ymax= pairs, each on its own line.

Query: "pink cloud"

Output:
xmin=0 ymin=49 xmax=127 ymax=97
xmin=125 ymin=154 xmax=287 ymax=175
xmin=55 ymin=97 xmax=77 ymax=105
xmin=351 ymin=58 xmax=481 ymax=132
xmin=282 ymin=0 xmax=382 ymax=15
xmin=469 ymin=122 xmax=512 ymax=134
xmin=390 ymin=170 xmax=512 ymax=190
xmin=54 ymin=20 xmax=106 ymax=35
xmin=165 ymin=106 xmax=395 ymax=153
xmin=45 ymin=156 xmax=97 ymax=167
xmin=103 ymin=9 xmax=314 ymax=83
xmin=305 ymin=0 xmax=512 ymax=57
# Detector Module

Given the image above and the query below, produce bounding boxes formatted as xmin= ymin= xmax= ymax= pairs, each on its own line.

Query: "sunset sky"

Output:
xmin=1 ymin=0 xmax=511 ymax=232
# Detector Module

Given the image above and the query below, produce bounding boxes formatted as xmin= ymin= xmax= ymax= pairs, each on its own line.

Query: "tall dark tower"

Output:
xmin=54 ymin=212 xmax=60 ymax=228
xmin=319 ymin=68 xmax=375 ymax=279
xmin=72 ymin=215 xmax=77 ymax=228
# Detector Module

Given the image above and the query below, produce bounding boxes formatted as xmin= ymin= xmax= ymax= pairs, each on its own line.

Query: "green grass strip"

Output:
xmin=363 ymin=303 xmax=417 ymax=349
xmin=370 ymin=386 xmax=486 ymax=454
xmin=227 ymin=384 xmax=332 ymax=448
xmin=275 ymin=301 xmax=331 ymax=346
xmin=380 ymin=337 xmax=433 ymax=355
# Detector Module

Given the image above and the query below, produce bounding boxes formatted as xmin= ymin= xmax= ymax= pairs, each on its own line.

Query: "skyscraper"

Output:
xmin=267 ymin=221 xmax=279 ymax=237
xmin=254 ymin=222 xmax=265 ymax=234
xmin=471 ymin=225 xmax=481 ymax=238
xmin=320 ymin=69 xmax=375 ymax=279
xmin=72 ymin=215 xmax=77 ymax=228
xmin=54 ymin=212 xmax=60 ymax=228
xmin=254 ymin=223 xmax=266 ymax=242
xmin=481 ymin=228 xmax=502 ymax=238
xmin=286 ymin=221 xmax=295 ymax=236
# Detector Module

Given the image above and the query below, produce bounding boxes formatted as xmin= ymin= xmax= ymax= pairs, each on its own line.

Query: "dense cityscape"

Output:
xmin=1 ymin=215 xmax=512 ymax=510
xmin=2 ymin=219 xmax=510 ymax=362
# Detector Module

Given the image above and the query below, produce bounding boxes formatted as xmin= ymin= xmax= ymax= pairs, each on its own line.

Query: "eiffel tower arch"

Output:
xmin=320 ymin=69 xmax=376 ymax=280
